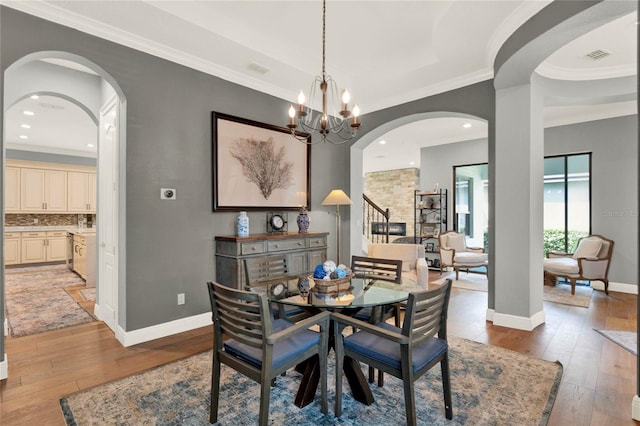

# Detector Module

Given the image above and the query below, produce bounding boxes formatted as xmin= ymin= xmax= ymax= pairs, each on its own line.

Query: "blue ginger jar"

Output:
xmin=296 ymin=208 xmax=310 ymax=233
xmin=236 ymin=211 xmax=249 ymax=237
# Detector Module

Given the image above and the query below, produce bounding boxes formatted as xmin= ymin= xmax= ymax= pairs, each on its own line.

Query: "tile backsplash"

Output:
xmin=5 ymin=214 xmax=96 ymax=227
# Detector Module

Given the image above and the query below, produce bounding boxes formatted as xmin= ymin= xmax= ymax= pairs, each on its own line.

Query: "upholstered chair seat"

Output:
xmin=438 ymin=231 xmax=488 ymax=280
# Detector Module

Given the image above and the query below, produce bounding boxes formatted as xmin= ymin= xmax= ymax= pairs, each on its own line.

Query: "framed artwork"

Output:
xmin=212 ymin=112 xmax=311 ymax=211
xmin=426 ymin=242 xmax=435 ymax=252
xmin=421 ymin=224 xmax=436 ymax=237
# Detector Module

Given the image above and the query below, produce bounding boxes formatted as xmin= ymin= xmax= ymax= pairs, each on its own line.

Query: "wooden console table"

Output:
xmin=214 ymin=232 xmax=329 ymax=289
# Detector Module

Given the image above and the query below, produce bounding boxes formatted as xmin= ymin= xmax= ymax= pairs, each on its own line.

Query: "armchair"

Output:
xmin=206 ymin=281 xmax=330 ymax=426
xmin=438 ymin=231 xmax=488 ymax=280
xmin=543 ymin=234 xmax=614 ymax=295
xmin=367 ymin=243 xmax=429 ymax=289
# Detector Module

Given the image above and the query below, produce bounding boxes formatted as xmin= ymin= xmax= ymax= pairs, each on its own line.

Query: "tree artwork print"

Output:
xmin=212 ymin=112 xmax=310 ymax=211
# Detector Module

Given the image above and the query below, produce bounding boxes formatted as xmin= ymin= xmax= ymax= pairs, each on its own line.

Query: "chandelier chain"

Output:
xmin=322 ymin=0 xmax=326 ymax=79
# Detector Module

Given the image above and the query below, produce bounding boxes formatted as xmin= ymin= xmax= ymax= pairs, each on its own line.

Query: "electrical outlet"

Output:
xmin=177 ymin=293 xmax=185 ymax=305
xmin=161 ymin=188 xmax=176 ymax=200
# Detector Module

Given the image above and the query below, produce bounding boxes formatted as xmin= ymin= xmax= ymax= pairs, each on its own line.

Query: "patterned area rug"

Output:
xmin=80 ymin=287 xmax=96 ymax=302
xmin=432 ymin=275 xmax=592 ymax=308
xmin=594 ymin=329 xmax=637 ymax=356
xmin=60 ymin=336 xmax=562 ymax=425
xmin=5 ymin=266 xmax=95 ymax=337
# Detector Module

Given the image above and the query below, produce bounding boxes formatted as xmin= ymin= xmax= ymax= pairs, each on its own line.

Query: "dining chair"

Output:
xmin=351 ymin=255 xmax=403 ymax=385
xmin=332 ymin=279 xmax=454 ymax=425
xmin=206 ymin=281 xmax=330 ymax=426
xmin=244 ymin=255 xmax=308 ymax=322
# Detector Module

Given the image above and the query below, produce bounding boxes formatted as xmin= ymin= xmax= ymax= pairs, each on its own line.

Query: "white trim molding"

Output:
xmin=632 ymin=395 xmax=640 ymax=421
xmin=486 ymin=308 xmax=495 ymax=322
xmin=492 ymin=310 xmax=546 ymax=331
xmin=0 ymin=354 xmax=8 ymax=380
xmin=115 ymin=313 xmax=212 ymax=347
xmin=591 ymin=281 xmax=638 ymax=295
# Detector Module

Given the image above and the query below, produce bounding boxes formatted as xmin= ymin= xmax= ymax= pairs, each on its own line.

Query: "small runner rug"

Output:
xmin=432 ymin=275 xmax=592 ymax=308
xmin=5 ymin=266 xmax=95 ymax=337
xmin=594 ymin=329 xmax=637 ymax=356
xmin=60 ymin=336 xmax=562 ymax=425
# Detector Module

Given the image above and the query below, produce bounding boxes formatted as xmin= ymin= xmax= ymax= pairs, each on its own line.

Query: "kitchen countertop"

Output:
xmin=5 ymin=226 xmax=96 ymax=234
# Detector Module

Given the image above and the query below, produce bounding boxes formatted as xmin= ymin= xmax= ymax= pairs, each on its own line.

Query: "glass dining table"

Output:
xmin=272 ymin=275 xmax=423 ymax=409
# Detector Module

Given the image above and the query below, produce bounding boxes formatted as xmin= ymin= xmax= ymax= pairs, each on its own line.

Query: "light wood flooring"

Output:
xmin=0 ymin=272 xmax=637 ymax=425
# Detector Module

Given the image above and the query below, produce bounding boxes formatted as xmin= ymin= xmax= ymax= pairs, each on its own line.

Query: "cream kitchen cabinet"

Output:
xmin=46 ymin=230 xmax=69 ymax=262
xmin=20 ymin=168 xmax=67 ymax=212
xmin=67 ymin=171 xmax=97 ymax=213
xmin=18 ymin=231 xmax=68 ymax=264
xmin=20 ymin=231 xmax=48 ymax=263
xmin=4 ymin=232 xmax=21 ymax=265
xmin=5 ymin=166 xmax=21 ymax=212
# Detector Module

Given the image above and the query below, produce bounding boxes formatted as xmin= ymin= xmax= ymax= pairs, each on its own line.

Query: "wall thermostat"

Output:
xmin=161 ymin=188 xmax=176 ymax=200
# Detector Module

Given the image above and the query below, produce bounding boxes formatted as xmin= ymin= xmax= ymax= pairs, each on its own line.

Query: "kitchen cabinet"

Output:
xmin=4 ymin=232 xmax=21 ymax=265
xmin=215 ymin=232 xmax=329 ymax=289
xmin=5 ymin=166 xmax=21 ymax=212
xmin=68 ymin=171 xmax=97 ymax=212
xmin=70 ymin=232 xmax=96 ymax=285
xmin=20 ymin=168 xmax=67 ymax=212
xmin=46 ymin=231 xmax=69 ymax=262
xmin=20 ymin=231 xmax=47 ymax=263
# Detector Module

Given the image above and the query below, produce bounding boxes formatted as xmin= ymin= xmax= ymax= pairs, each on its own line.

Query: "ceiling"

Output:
xmin=3 ymin=1 xmax=637 ymax=171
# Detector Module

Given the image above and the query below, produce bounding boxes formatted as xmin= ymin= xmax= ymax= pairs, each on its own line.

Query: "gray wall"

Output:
xmin=420 ymin=115 xmax=638 ymax=286
xmin=0 ymin=5 xmax=345 ymax=351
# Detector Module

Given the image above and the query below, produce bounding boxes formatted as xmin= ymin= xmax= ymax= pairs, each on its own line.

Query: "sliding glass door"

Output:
xmin=543 ymin=153 xmax=591 ymax=254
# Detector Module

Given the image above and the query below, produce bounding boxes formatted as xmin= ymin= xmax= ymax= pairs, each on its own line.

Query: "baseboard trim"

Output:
xmin=116 ymin=312 xmax=212 ymax=347
xmin=591 ymin=281 xmax=637 ymax=294
xmin=486 ymin=308 xmax=495 ymax=322
xmin=0 ymin=354 xmax=8 ymax=380
xmin=633 ymin=395 xmax=640 ymax=421
xmin=492 ymin=309 xmax=545 ymax=331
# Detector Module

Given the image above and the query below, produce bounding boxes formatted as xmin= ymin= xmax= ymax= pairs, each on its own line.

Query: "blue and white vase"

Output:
xmin=296 ymin=208 xmax=310 ymax=233
xmin=236 ymin=211 xmax=249 ymax=237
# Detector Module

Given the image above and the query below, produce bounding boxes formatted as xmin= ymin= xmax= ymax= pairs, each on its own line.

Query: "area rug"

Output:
xmin=5 ymin=266 xmax=95 ymax=337
xmin=80 ymin=287 xmax=96 ymax=302
xmin=594 ymin=329 xmax=637 ymax=356
xmin=60 ymin=336 xmax=562 ymax=425
xmin=432 ymin=275 xmax=592 ymax=308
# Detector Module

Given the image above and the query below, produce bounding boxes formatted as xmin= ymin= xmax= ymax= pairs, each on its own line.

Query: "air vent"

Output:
xmin=247 ymin=62 xmax=270 ymax=75
xmin=585 ymin=49 xmax=611 ymax=60
xmin=39 ymin=102 xmax=65 ymax=110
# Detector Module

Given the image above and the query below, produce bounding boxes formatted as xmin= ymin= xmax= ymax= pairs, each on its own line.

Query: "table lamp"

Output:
xmin=321 ymin=189 xmax=352 ymax=265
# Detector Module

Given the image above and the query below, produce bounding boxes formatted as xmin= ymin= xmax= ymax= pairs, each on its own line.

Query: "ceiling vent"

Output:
xmin=247 ymin=62 xmax=270 ymax=75
xmin=585 ymin=49 xmax=611 ymax=60
xmin=39 ymin=102 xmax=65 ymax=110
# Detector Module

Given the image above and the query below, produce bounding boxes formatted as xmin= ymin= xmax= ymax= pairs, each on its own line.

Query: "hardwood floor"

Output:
xmin=0 ymin=272 xmax=637 ymax=425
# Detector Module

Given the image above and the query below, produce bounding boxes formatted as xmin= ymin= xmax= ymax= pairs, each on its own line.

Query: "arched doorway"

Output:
xmin=3 ymin=51 xmax=126 ymax=340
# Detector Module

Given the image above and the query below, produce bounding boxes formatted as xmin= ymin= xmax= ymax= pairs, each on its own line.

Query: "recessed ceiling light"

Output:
xmin=21 ymin=124 xmax=31 ymax=129
xmin=379 ymin=140 xmax=387 ymax=145
xmin=409 ymin=161 xmax=415 ymax=166
xmin=463 ymin=123 xmax=472 ymax=128
xmin=87 ymin=143 xmax=95 ymax=148
xmin=23 ymin=110 xmax=35 ymax=116
xmin=19 ymin=135 xmax=28 ymax=139
xmin=30 ymin=95 xmax=39 ymax=100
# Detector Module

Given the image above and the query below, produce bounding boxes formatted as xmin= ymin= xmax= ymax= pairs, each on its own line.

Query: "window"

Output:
xmin=453 ymin=164 xmax=488 ymax=251
xmin=543 ymin=153 xmax=591 ymax=254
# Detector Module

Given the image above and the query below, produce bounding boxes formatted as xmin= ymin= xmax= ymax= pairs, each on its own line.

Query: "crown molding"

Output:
xmin=536 ymin=62 xmax=637 ymax=81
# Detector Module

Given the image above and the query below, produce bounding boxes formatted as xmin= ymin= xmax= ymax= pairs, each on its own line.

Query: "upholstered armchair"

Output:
xmin=367 ymin=243 xmax=429 ymax=289
xmin=543 ymin=234 xmax=614 ymax=295
xmin=438 ymin=231 xmax=488 ymax=280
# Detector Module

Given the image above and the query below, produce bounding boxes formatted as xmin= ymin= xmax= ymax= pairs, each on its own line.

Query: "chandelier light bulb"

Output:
xmin=352 ymin=105 xmax=360 ymax=117
xmin=341 ymin=90 xmax=351 ymax=104
xmin=297 ymin=90 xmax=306 ymax=105
xmin=288 ymin=105 xmax=296 ymax=127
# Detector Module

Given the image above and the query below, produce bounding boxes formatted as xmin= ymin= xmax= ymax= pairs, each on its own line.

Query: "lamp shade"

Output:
xmin=321 ymin=189 xmax=352 ymax=206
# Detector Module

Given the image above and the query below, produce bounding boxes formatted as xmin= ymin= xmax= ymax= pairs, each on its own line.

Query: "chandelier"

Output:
xmin=287 ymin=0 xmax=361 ymax=144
